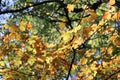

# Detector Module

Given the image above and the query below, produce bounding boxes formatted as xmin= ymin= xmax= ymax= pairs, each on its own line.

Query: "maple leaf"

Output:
xmin=67 ymin=4 xmax=75 ymax=12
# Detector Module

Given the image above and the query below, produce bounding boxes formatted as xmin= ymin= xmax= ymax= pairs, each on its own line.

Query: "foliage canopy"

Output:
xmin=0 ymin=0 xmax=120 ymax=80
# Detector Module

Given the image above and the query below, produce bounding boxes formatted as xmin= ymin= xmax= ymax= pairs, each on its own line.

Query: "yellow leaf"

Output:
xmin=102 ymin=61 xmax=107 ymax=67
xmin=72 ymin=37 xmax=83 ymax=49
xmin=88 ymin=75 xmax=93 ymax=80
xmin=91 ymin=24 xmax=98 ymax=31
xmin=3 ymin=24 xmax=9 ymax=29
xmin=80 ymin=57 xmax=87 ymax=65
xmin=9 ymin=25 xmax=18 ymax=32
xmin=20 ymin=21 xmax=26 ymax=26
xmin=45 ymin=43 xmax=56 ymax=48
xmin=98 ymin=19 xmax=104 ymax=26
xmin=61 ymin=31 xmax=73 ymax=43
xmin=0 ymin=61 xmax=5 ymax=67
xmin=59 ymin=22 xmax=66 ymax=29
xmin=108 ymin=0 xmax=115 ymax=5
xmin=85 ymin=49 xmax=95 ymax=57
xmin=107 ymin=46 xmax=113 ymax=54
xmin=81 ymin=66 xmax=91 ymax=74
xmin=14 ymin=56 xmax=22 ymax=67
xmin=67 ymin=4 xmax=75 ymax=12
xmin=19 ymin=26 xmax=25 ymax=31
xmin=28 ymin=56 xmax=36 ymax=66
xmin=46 ymin=57 xmax=53 ymax=64
xmin=73 ymin=25 xmax=81 ymax=33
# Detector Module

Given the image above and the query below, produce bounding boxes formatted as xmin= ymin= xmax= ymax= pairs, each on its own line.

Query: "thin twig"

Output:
xmin=105 ymin=69 xmax=120 ymax=80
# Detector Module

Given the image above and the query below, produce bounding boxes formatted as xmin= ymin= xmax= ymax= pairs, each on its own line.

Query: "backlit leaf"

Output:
xmin=80 ymin=57 xmax=88 ymax=65
xmin=19 ymin=26 xmax=25 ymax=31
xmin=103 ymin=12 xmax=111 ymax=20
xmin=9 ymin=25 xmax=18 ymax=32
xmin=26 ymin=22 xmax=32 ymax=30
xmin=108 ymin=0 xmax=115 ymax=5
xmin=3 ymin=24 xmax=9 ymax=29
xmin=67 ymin=4 xmax=75 ymax=12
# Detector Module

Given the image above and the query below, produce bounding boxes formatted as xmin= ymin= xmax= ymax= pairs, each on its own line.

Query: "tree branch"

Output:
xmin=0 ymin=0 xmax=62 ymax=15
xmin=66 ymin=48 xmax=76 ymax=80
xmin=105 ymin=69 xmax=120 ymax=80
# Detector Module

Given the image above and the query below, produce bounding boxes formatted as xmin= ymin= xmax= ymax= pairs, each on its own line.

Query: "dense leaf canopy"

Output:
xmin=0 ymin=0 xmax=120 ymax=80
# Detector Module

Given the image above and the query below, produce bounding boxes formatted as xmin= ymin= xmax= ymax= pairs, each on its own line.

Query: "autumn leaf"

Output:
xmin=9 ymin=24 xmax=18 ymax=32
xmin=67 ymin=4 xmax=75 ymax=12
xmin=19 ymin=21 xmax=27 ymax=31
xmin=3 ymin=24 xmax=9 ymax=29
xmin=19 ymin=26 xmax=25 ymax=31
xmin=27 ymin=56 xmax=36 ymax=66
xmin=59 ymin=22 xmax=66 ymax=29
xmin=72 ymin=37 xmax=83 ymax=49
xmin=61 ymin=31 xmax=73 ymax=43
xmin=98 ymin=19 xmax=104 ymax=26
xmin=103 ymin=12 xmax=111 ymax=20
xmin=45 ymin=43 xmax=56 ymax=48
xmin=81 ymin=65 xmax=91 ymax=74
xmin=113 ymin=37 xmax=120 ymax=47
xmin=81 ymin=9 xmax=97 ymax=22
xmin=14 ymin=56 xmax=22 ymax=67
xmin=112 ymin=11 xmax=120 ymax=20
xmin=80 ymin=57 xmax=88 ymax=65
xmin=88 ymin=9 xmax=97 ymax=20
xmin=83 ymin=27 xmax=93 ymax=39
xmin=102 ymin=61 xmax=107 ymax=68
xmin=85 ymin=49 xmax=95 ymax=57
xmin=26 ymin=22 xmax=32 ymax=30
xmin=107 ymin=46 xmax=113 ymax=54
xmin=0 ymin=50 xmax=6 ymax=60
xmin=108 ymin=0 xmax=115 ymax=5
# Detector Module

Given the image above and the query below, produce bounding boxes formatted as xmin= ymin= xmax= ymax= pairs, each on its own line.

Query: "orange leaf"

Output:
xmin=108 ymin=0 xmax=115 ymax=5
xmin=26 ymin=22 xmax=32 ymax=30
xmin=113 ymin=37 xmax=120 ymax=47
xmin=9 ymin=25 xmax=18 ymax=32
xmin=103 ymin=12 xmax=111 ymax=20
xmin=112 ymin=11 xmax=120 ymax=20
